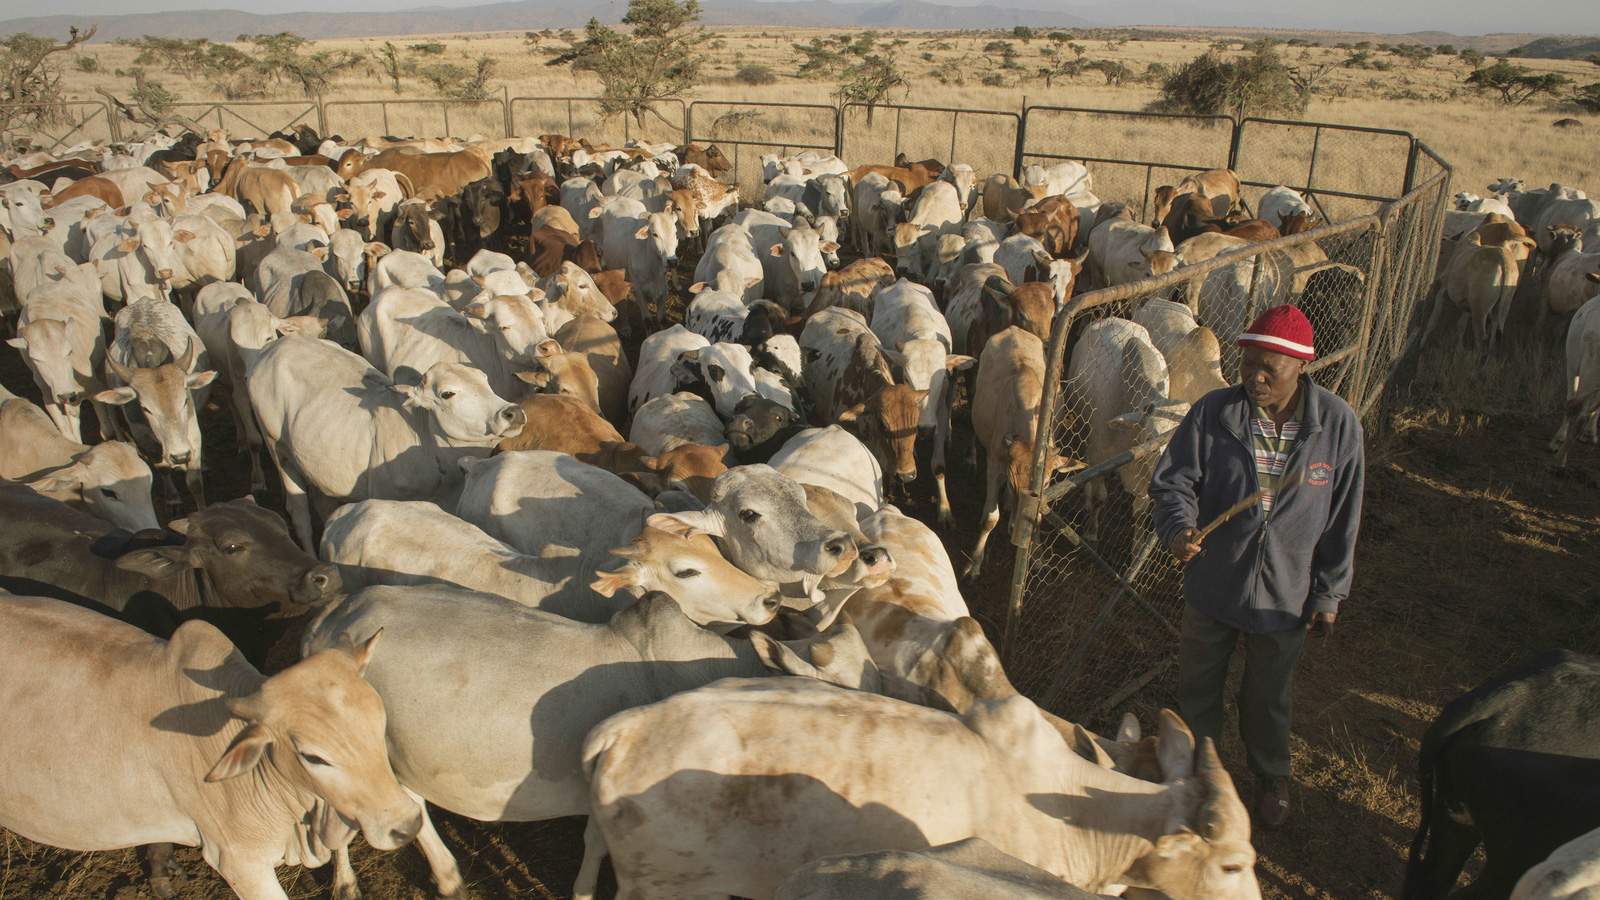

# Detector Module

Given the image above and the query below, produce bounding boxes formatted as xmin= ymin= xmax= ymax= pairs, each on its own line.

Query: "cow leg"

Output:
xmin=405 ymin=793 xmax=468 ymax=900
xmin=330 ymin=843 xmax=361 ymax=900
xmin=572 ymin=816 xmax=608 ymax=900
xmin=215 ymin=855 xmax=292 ymax=900
xmin=933 ymin=399 xmax=953 ymax=527
xmin=962 ymin=458 xmax=1006 ymax=585
xmin=1418 ymin=288 xmax=1452 ymax=351
xmin=269 ymin=443 xmax=316 ymax=551
xmin=145 ymin=842 xmax=187 ymax=899
xmin=230 ymin=388 xmax=268 ymax=495
xmin=1406 ymin=813 xmax=1480 ymax=900
xmin=185 ymin=462 xmax=207 ymax=511
xmin=93 ymin=398 xmax=123 ymax=441
xmin=43 ymin=401 xmax=77 ymax=441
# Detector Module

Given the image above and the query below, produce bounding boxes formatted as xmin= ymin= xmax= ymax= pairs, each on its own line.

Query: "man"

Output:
xmin=1148 ymin=305 xmax=1364 ymax=829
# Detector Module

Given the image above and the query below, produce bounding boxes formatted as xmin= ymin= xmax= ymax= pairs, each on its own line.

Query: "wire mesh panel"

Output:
xmin=1 ymin=101 xmax=116 ymax=152
xmin=1019 ymin=107 xmax=1235 ymax=221
xmin=838 ymin=103 xmax=1019 ymax=180
xmin=1233 ymin=118 xmax=1415 ymax=225
xmin=166 ymin=101 xmax=320 ymax=141
xmin=509 ymin=97 xmax=685 ymax=146
xmin=686 ymin=101 xmax=838 ymax=204
xmin=1002 ymin=206 xmax=1428 ymax=731
xmin=324 ymin=99 xmax=507 ymax=141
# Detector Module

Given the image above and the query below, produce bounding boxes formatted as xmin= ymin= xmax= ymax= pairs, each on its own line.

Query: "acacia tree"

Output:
xmin=1466 ymin=60 xmax=1572 ymax=105
xmin=1 ymin=25 xmax=98 ymax=145
xmin=549 ymin=0 xmax=709 ymax=126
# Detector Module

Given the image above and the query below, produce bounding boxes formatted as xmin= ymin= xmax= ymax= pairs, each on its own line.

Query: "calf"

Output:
xmin=965 ymin=327 xmax=1082 ymax=582
xmin=10 ymin=281 xmax=113 ymax=441
xmin=1422 ymin=233 xmax=1524 ymax=353
xmin=801 ymin=308 xmax=926 ymax=487
xmin=0 ymin=385 xmax=156 ymax=532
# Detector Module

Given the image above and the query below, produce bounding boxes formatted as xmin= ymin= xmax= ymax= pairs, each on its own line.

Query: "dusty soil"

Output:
xmin=2 ymin=311 xmax=1598 ymax=900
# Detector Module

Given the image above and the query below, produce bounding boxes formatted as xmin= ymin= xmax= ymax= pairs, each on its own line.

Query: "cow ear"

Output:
xmin=350 ymin=628 xmax=382 ymax=675
xmin=114 ymin=546 xmax=192 ymax=579
xmin=1108 ymin=410 xmax=1142 ymax=432
xmin=1156 ymin=708 xmax=1197 ymax=782
xmin=590 ymin=568 xmax=636 ymax=598
xmin=6 ymin=338 xmax=26 ymax=351
xmin=205 ymin=722 xmax=272 ymax=782
xmin=95 ymin=387 xmax=139 ymax=406
xmin=769 ymin=243 xmax=786 ymax=257
xmin=749 ymin=631 xmax=824 ymax=679
xmin=337 ymin=207 xmax=354 ymax=219
xmin=27 ymin=470 xmax=84 ymax=493
xmin=945 ymin=354 xmax=976 ymax=372
xmin=311 ymin=247 xmax=328 ymax=260
xmin=117 ymin=237 xmax=140 ymax=253
xmin=634 ymin=225 xmax=650 ymax=240
xmin=389 ymin=383 xmax=422 ymax=408
xmin=372 ymin=191 xmax=387 ymax=201
xmin=1588 ymin=272 xmax=1600 ymax=284
xmin=836 ymin=402 xmax=866 ymax=425
xmin=588 ymin=206 xmax=604 ymax=218
xmin=646 ymin=510 xmax=721 ymax=537
xmin=173 ymin=230 xmax=195 ymax=243
xmin=821 ymin=242 xmax=840 ymax=253
xmin=188 ymin=370 xmax=219 ymax=390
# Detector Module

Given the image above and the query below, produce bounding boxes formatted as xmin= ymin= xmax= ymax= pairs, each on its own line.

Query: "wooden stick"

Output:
xmin=1195 ymin=466 xmax=1305 ymax=543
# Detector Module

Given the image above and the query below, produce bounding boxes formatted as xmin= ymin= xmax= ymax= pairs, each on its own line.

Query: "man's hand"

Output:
xmin=1168 ymin=527 xmax=1203 ymax=562
xmin=1307 ymin=611 xmax=1336 ymax=643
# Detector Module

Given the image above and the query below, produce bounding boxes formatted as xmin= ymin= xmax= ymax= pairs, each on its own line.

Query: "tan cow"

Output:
xmin=335 ymin=148 xmax=491 ymax=199
xmin=1422 ymin=233 xmax=1524 ymax=352
xmin=556 ymin=314 xmax=632 ymax=425
xmin=801 ymin=257 xmax=896 ymax=322
xmin=216 ymin=159 xmax=298 ymax=222
xmin=966 ymin=327 xmax=1082 ymax=583
xmin=0 ymin=594 xmax=420 ymax=900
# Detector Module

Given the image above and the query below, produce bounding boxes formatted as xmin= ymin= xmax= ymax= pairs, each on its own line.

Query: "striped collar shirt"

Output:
xmin=1249 ymin=391 xmax=1305 ymax=515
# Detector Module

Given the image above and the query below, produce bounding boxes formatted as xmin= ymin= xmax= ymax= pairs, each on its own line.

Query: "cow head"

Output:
xmin=840 ymin=383 xmax=926 ymax=484
xmin=647 ymin=465 xmax=858 ymax=598
xmin=98 ymin=340 xmax=216 ymax=474
xmin=465 ymin=292 xmax=552 ymax=362
xmin=27 ymin=439 xmax=158 ymax=533
xmin=882 ymin=338 xmax=974 ymax=433
xmin=592 ymin=528 xmax=782 ymax=627
xmin=10 ymin=318 xmax=95 ymax=410
xmin=392 ymin=362 xmax=525 ymax=447
xmin=771 ymin=222 xmax=832 ymax=293
xmin=1118 ymin=736 xmax=1259 ymax=900
xmin=206 ymin=631 xmax=422 ymax=853
xmin=725 ymin=395 xmax=803 ymax=458
xmin=116 ymin=496 xmax=341 ymax=610
xmin=517 ymin=343 xmax=603 ymax=416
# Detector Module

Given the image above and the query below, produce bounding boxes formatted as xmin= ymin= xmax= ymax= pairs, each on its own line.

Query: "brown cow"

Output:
xmin=591 ymin=269 xmax=631 ymax=310
xmin=555 ymin=313 xmax=631 ymax=425
xmin=893 ymin=153 xmax=946 ymax=178
xmin=216 ymin=158 xmax=297 ymax=220
xmin=801 ymin=258 xmax=896 ymax=322
xmin=1279 ymin=212 xmax=1319 ymax=235
xmin=1015 ymin=195 xmax=1081 ymax=258
xmin=529 ymin=225 xmax=579 ymax=278
xmin=45 ymin=175 xmax=125 ymax=212
xmin=674 ymin=143 xmax=732 ymax=177
xmin=541 ymin=134 xmax=583 ymax=160
xmin=845 ymin=164 xmax=937 ymax=192
xmin=1222 ymin=219 xmax=1282 ymax=243
xmin=516 ymin=168 xmax=559 ymax=219
xmin=334 ymin=147 xmax=490 ymax=198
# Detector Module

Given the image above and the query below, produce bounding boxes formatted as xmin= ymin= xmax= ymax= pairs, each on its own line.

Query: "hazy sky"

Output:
xmin=12 ymin=0 xmax=1600 ymax=36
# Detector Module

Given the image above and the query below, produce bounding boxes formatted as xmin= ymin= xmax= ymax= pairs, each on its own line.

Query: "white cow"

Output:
xmin=1512 ymin=826 xmax=1600 ymax=900
xmin=599 ymin=196 xmax=679 ymax=329
xmin=776 ymin=839 xmax=1102 ymax=900
xmin=871 ymin=279 xmax=974 ymax=523
xmin=9 ymin=280 xmax=112 ymax=440
xmin=1131 ymin=298 xmax=1230 ymax=405
xmin=89 ymin=214 xmax=178 ymax=305
xmin=367 ymin=248 xmax=446 ymax=296
xmin=0 ymin=595 xmax=421 ymax=900
xmin=1255 ymin=186 xmax=1313 ymax=231
xmin=1066 ymin=318 xmax=1190 ymax=543
xmin=853 ymin=172 xmax=899 ymax=257
xmin=1086 ymin=220 xmax=1181 ymax=289
xmin=1021 ymin=161 xmax=1093 ymax=200
xmin=629 ymin=324 xmax=710 ymax=415
xmin=630 ymin=392 xmax=728 ymax=455
xmin=769 ymin=425 xmax=885 ymax=515
xmin=734 ymin=209 xmax=836 ymax=313
xmin=692 ymin=224 xmax=766 ymax=300
xmin=892 ymin=182 xmax=964 ymax=280
xmin=302 ymin=585 xmax=866 ymax=900
xmin=359 ymin=285 xmax=546 ymax=399
xmin=0 ymin=384 xmax=157 ymax=532
xmin=247 ymin=335 xmax=526 ymax=549
xmin=584 ymin=679 xmax=1258 ymax=900
xmin=1551 ymin=287 xmax=1600 ymax=466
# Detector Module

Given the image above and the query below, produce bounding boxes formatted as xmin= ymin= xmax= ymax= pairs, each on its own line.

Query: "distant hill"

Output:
xmin=1514 ymin=35 xmax=1600 ymax=60
xmin=0 ymin=0 xmax=1092 ymax=43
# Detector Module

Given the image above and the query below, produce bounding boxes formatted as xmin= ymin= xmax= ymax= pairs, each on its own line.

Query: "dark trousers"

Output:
xmin=1177 ymin=603 xmax=1307 ymax=781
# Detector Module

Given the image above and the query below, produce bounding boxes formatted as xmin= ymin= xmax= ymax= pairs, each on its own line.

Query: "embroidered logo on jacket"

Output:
xmin=1307 ymin=462 xmax=1334 ymax=486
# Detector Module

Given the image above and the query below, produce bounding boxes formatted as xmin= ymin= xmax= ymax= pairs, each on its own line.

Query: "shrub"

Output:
xmin=409 ymin=42 xmax=445 ymax=55
xmin=1149 ymin=46 xmax=1307 ymax=117
xmin=735 ymin=64 xmax=775 ymax=84
xmin=982 ymin=73 xmax=1004 ymax=86
xmin=74 ymin=54 xmax=98 ymax=72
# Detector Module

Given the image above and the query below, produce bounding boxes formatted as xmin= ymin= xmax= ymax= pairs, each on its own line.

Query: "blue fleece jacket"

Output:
xmin=1148 ymin=376 xmax=1365 ymax=633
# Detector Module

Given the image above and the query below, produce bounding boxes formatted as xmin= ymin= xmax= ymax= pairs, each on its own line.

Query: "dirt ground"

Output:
xmin=2 ymin=304 xmax=1598 ymax=900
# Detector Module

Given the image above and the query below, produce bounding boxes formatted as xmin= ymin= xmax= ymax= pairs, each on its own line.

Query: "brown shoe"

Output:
xmin=1256 ymin=778 xmax=1291 ymax=829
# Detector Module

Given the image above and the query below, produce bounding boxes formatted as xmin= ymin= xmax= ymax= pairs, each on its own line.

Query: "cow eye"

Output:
xmin=221 ymin=542 xmax=245 ymax=554
xmin=1221 ymin=864 xmax=1243 ymax=875
xmin=101 ymin=488 xmax=120 ymax=500
xmin=738 ymin=508 xmax=760 ymax=523
xmin=673 ymin=569 xmax=700 ymax=579
xmin=439 ymin=390 xmax=456 ymax=400
xmin=707 ymin=365 xmax=724 ymax=382
xmin=299 ymin=751 xmax=330 ymax=767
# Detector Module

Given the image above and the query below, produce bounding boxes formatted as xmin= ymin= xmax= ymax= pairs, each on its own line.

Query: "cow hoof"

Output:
xmin=437 ymin=887 xmax=472 ymax=900
xmin=333 ymin=881 xmax=363 ymax=900
xmin=960 ymin=562 xmax=981 ymax=586
xmin=149 ymin=862 xmax=186 ymax=899
xmin=936 ymin=510 xmax=954 ymax=528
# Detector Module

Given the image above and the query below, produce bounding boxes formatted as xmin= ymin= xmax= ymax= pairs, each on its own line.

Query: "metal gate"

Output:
xmin=685 ymin=100 xmax=838 ymax=202
xmin=838 ymin=103 xmax=1019 ymax=188
xmin=1000 ymin=142 xmax=1452 ymax=730
xmin=1 ymin=101 xmax=117 ymax=152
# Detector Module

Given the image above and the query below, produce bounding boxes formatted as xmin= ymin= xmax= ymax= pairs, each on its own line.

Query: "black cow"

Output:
xmin=459 ymin=175 xmax=508 ymax=257
xmin=1403 ymin=650 xmax=1600 ymax=900
xmin=725 ymin=395 xmax=806 ymax=464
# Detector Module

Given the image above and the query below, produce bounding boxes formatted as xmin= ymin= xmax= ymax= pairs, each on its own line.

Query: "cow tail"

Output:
xmin=1403 ymin=713 xmax=1446 ymax=894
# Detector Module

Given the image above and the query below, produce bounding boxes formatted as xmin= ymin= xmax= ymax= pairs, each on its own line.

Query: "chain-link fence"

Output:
xmin=997 ymin=142 xmax=1450 ymax=732
xmin=1 ymin=101 xmax=118 ymax=154
xmin=1233 ymin=118 xmax=1416 ymax=225
xmin=839 ymin=103 xmax=1020 ymax=186
xmin=685 ymin=100 xmax=838 ymax=203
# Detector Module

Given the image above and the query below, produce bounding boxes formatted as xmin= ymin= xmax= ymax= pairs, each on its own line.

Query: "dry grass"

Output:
xmin=32 ymin=27 xmax=1598 ymax=203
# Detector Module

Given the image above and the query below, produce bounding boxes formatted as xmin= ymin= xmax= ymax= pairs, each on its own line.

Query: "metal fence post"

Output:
xmin=1012 ymin=106 xmax=1030 ymax=180
xmin=1227 ymin=116 xmax=1244 ymax=171
xmin=501 ymin=86 xmax=512 ymax=138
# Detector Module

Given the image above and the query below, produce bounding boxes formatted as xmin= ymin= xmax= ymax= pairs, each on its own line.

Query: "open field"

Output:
xmin=2 ymin=21 xmax=1599 ymax=900
xmin=36 ymin=26 xmax=1600 ymax=196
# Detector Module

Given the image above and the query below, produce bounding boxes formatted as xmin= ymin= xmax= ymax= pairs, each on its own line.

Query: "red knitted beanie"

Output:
xmin=1236 ymin=305 xmax=1315 ymax=361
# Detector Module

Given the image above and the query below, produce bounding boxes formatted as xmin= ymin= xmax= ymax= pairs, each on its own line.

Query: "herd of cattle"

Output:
xmin=0 ymin=117 xmax=1594 ymax=900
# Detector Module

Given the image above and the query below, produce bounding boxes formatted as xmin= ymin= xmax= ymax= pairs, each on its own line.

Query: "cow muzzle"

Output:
xmin=498 ymin=404 xmax=528 ymax=434
xmin=800 ymin=279 xmax=818 ymax=292
xmin=896 ymin=469 xmax=917 ymax=484
xmin=664 ymin=255 xmax=679 ymax=267
xmin=294 ymin=563 xmax=342 ymax=604
xmin=169 ymin=451 xmax=192 ymax=467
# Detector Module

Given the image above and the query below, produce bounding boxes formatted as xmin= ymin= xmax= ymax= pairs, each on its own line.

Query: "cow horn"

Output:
xmin=176 ymin=337 xmax=197 ymax=372
xmin=607 ymin=540 xmax=650 ymax=560
xmin=1195 ymin=738 xmax=1250 ymax=840
xmin=107 ymin=354 xmax=136 ymax=384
